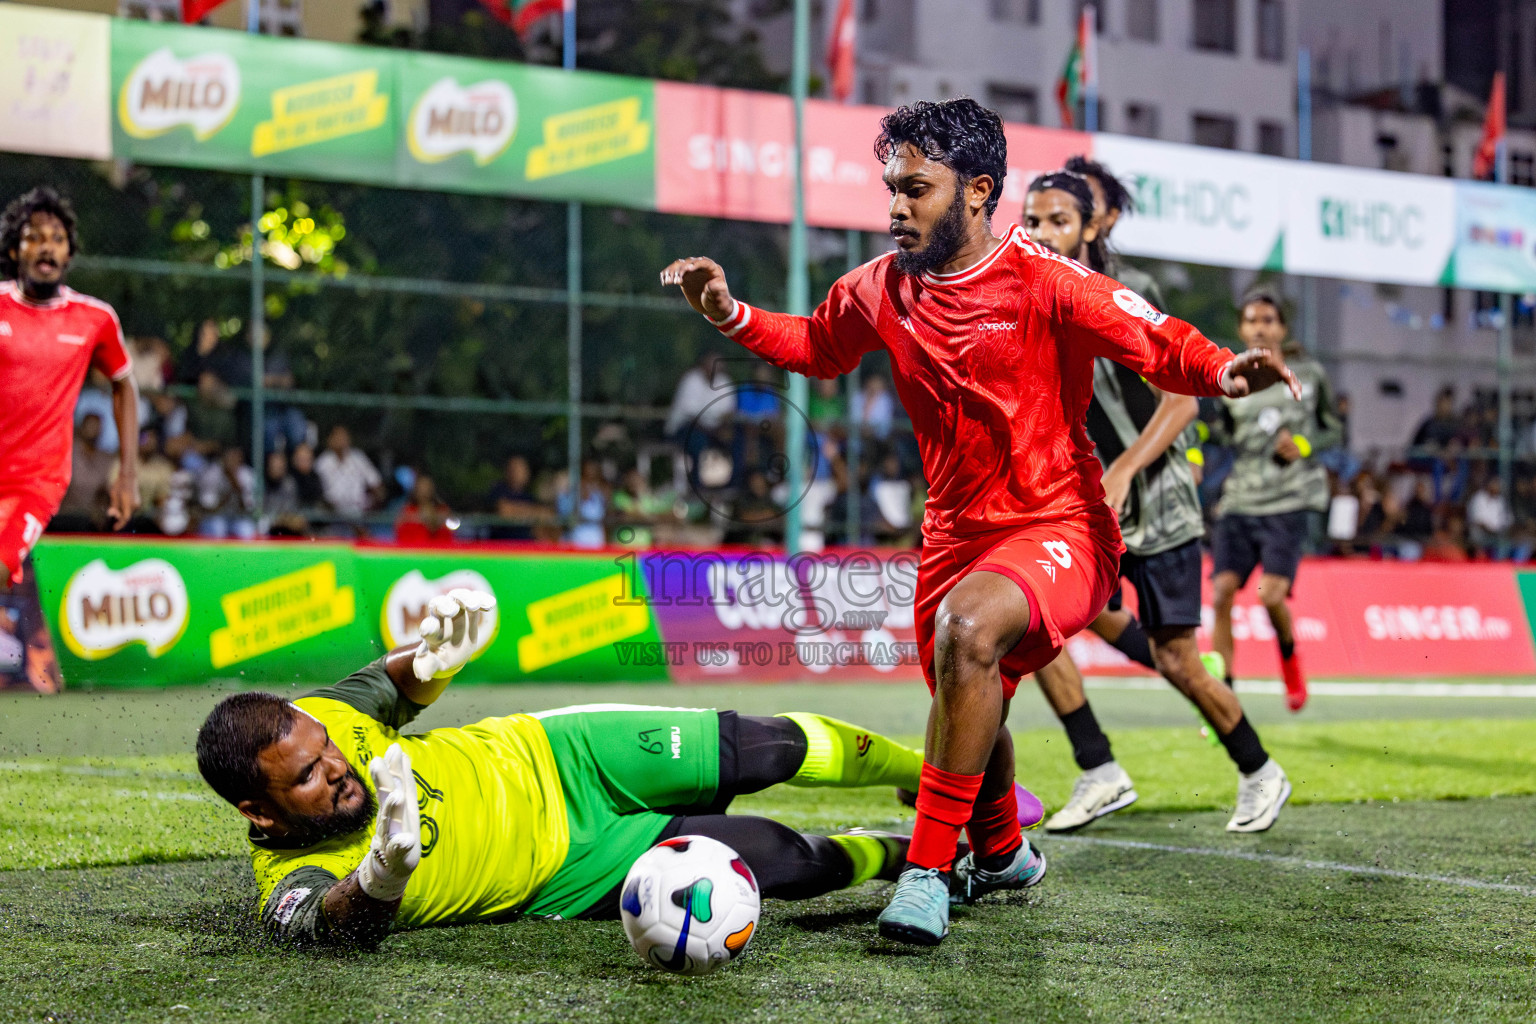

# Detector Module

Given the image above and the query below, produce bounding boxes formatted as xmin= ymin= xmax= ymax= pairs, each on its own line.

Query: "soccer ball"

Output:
xmin=619 ymin=835 xmax=761 ymax=976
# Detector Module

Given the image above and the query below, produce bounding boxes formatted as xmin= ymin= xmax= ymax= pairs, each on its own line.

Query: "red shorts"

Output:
xmin=915 ymin=509 xmax=1123 ymax=699
xmin=0 ymin=491 xmax=55 ymax=585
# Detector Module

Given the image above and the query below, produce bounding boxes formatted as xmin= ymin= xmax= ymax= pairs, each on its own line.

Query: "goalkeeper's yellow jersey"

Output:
xmin=250 ymin=661 xmax=570 ymax=935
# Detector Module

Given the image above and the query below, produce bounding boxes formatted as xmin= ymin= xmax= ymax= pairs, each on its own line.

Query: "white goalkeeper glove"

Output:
xmin=411 ymin=588 xmax=496 ymax=683
xmin=356 ymin=743 xmax=420 ymax=903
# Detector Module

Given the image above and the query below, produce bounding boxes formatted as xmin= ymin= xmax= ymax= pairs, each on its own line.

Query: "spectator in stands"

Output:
xmin=157 ymin=434 xmax=197 ymax=536
xmin=1467 ymin=475 xmax=1512 ymax=556
xmin=808 ymin=376 xmax=846 ymax=427
xmin=117 ymin=427 xmax=176 ymax=534
xmin=315 ymin=425 xmax=384 ymax=518
xmin=181 ymin=319 xmax=240 ymax=450
xmin=396 ymin=472 xmax=455 ymax=546
xmin=735 ymin=362 xmax=783 ymax=482
xmin=264 ymin=449 xmax=311 ymax=538
xmin=852 ymin=374 xmax=894 ymax=441
xmin=868 ymin=448 xmax=914 ymax=544
xmin=288 ymin=441 xmax=325 ymax=509
xmin=54 ymin=412 xmax=115 ymax=531
xmin=486 ymin=454 xmax=542 ymax=541
xmin=557 ymin=459 xmax=609 ymax=549
xmin=1412 ymin=387 xmax=1463 ymax=453
xmin=723 ymin=470 xmax=782 ymax=545
xmin=235 ymin=325 xmax=307 ymax=454
xmin=198 ymin=446 xmax=256 ymax=540
xmin=611 ymin=467 xmax=669 ymax=548
xmin=74 ymin=369 xmax=121 ymax=456
xmin=1400 ymin=476 xmax=1437 ymax=553
xmin=130 ymin=335 xmax=172 ymax=395
xmin=665 ymin=353 xmax=735 ymax=488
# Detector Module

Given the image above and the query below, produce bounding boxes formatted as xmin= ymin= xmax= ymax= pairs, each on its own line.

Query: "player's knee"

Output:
xmin=934 ymin=606 xmax=998 ymax=676
xmin=1151 ymin=644 xmax=1199 ymax=692
xmin=1257 ymin=579 xmax=1288 ymax=610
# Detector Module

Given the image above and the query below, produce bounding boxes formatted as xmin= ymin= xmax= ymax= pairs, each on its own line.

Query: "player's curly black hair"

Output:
xmin=1064 ymin=154 xmax=1136 ymax=215
xmin=874 ymin=99 xmax=1007 ymax=217
xmin=0 ymin=186 xmax=79 ymax=280
xmin=1026 ymin=171 xmax=1107 ymax=270
xmin=197 ymin=692 xmax=298 ymax=806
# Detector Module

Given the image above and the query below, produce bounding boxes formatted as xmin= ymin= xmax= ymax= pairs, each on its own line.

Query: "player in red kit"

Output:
xmin=660 ymin=99 xmax=1297 ymax=946
xmin=1 ymin=187 xmax=139 ymax=687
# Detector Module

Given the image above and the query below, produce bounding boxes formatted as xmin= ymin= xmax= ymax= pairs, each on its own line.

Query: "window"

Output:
xmin=1192 ymin=0 xmax=1236 ymax=53
xmin=987 ymin=85 xmax=1040 ymax=125
xmin=1124 ymin=102 xmax=1159 ymax=137
xmin=861 ymin=0 xmax=878 ymax=18
xmin=1127 ymin=0 xmax=1159 ymax=42
xmin=118 ymin=0 xmax=180 ymax=20
xmin=1192 ymin=113 xmax=1238 ymax=149
xmin=1512 ymin=151 xmax=1536 ymax=187
xmin=1257 ymin=120 xmax=1285 ymax=156
xmin=1257 ymin=0 xmax=1284 ymax=61
xmin=989 ymin=0 xmax=1040 ymax=23
xmin=1076 ymin=0 xmax=1104 ymax=32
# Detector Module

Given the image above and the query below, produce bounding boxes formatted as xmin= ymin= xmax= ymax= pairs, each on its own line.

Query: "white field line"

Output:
xmin=1084 ymin=677 xmax=1536 ymax=698
xmin=0 ymin=761 xmax=202 ymax=782
xmin=1052 ymin=834 xmax=1536 ymax=895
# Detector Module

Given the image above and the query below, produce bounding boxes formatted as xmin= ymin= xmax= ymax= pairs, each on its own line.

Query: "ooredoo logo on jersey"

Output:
xmin=119 ymin=47 xmax=241 ymax=141
xmin=59 ymin=558 xmax=190 ymax=660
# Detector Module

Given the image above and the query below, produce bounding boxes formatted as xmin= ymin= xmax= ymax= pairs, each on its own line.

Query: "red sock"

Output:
xmin=966 ymin=784 xmax=1023 ymax=862
xmin=908 ymin=762 xmax=984 ymax=871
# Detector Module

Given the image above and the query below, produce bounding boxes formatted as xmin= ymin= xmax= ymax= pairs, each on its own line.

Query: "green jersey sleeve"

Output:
xmin=302 ymin=657 xmax=425 ymax=730
xmin=262 ymin=865 xmax=340 ymax=945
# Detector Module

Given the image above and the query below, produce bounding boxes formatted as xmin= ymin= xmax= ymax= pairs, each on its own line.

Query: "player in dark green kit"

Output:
xmin=1022 ymin=170 xmax=1290 ymax=834
xmin=195 ymin=588 xmax=927 ymax=949
xmin=1208 ymin=288 xmax=1343 ymax=712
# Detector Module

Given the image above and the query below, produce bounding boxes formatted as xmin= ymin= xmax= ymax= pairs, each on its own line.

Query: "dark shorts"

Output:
xmin=1212 ymin=510 xmax=1307 ymax=588
xmin=1119 ymin=539 xmax=1204 ymax=631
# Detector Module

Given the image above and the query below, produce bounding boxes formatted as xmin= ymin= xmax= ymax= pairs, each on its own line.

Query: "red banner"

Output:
xmin=654 ymin=83 xmax=1091 ymax=232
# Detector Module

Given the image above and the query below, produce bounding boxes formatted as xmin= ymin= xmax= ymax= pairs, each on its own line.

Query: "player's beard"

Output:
xmin=893 ymin=188 xmax=969 ymax=277
xmin=280 ymin=768 xmax=377 ymax=845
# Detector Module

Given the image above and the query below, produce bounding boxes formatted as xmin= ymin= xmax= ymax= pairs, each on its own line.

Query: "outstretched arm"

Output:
xmin=661 ymin=256 xmax=882 ymax=379
xmin=1100 ymin=385 xmax=1198 ymax=514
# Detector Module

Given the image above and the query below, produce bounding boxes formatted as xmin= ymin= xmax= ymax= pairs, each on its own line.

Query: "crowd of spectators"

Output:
xmin=55 ymin=331 xmax=1536 ymax=561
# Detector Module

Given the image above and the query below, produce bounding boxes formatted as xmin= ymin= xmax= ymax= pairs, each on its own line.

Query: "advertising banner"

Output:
xmin=32 ymin=537 xmax=373 ymax=687
xmin=1282 ymin=162 xmax=1458 ymax=286
xmin=653 ymin=81 xmax=795 ymax=226
xmin=1091 ymin=135 xmax=1287 ymax=271
xmin=112 ymin=19 xmax=399 ymax=185
xmin=1448 ymin=180 xmax=1536 ymax=293
xmin=0 ymin=3 xmax=112 ymax=161
xmin=394 ymin=52 xmax=655 ymax=208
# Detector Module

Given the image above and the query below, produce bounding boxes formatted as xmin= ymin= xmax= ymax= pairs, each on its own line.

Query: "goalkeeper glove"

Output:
xmin=411 ymin=588 xmax=496 ymax=683
xmin=356 ymin=743 xmax=421 ymax=903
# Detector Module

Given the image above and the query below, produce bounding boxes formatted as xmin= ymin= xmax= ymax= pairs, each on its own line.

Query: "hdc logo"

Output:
xmin=1319 ymin=198 xmax=1424 ymax=248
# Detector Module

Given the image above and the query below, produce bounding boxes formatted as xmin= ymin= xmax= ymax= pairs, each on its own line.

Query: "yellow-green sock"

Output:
xmin=828 ymin=833 xmax=903 ymax=886
xmin=776 ymin=712 xmax=923 ymax=790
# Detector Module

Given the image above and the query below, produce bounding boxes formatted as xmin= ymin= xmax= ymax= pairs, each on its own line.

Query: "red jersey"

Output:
xmin=0 ymin=282 xmax=131 ymax=509
xmin=710 ymin=226 xmax=1233 ymax=544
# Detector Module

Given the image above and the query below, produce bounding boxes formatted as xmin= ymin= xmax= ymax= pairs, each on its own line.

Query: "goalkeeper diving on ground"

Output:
xmin=195 ymin=587 xmax=1018 ymax=948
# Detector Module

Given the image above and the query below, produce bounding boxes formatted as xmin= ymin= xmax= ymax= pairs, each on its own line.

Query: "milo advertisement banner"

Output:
xmin=112 ymin=19 xmax=399 ymax=184
xmin=395 ymin=53 xmax=655 ymax=208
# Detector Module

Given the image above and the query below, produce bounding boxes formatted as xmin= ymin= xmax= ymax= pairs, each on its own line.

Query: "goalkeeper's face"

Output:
xmin=246 ymin=713 xmax=376 ymax=844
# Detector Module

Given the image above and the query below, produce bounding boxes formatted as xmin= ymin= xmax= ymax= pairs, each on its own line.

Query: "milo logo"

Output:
xmin=118 ymin=47 xmax=240 ymax=141
xmin=60 ymin=558 xmax=190 ymax=660
xmin=407 ymin=77 xmax=517 ymax=166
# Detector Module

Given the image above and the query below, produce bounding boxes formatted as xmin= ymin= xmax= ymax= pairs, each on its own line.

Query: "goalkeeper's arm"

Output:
xmin=382 ymin=587 xmax=497 ymax=707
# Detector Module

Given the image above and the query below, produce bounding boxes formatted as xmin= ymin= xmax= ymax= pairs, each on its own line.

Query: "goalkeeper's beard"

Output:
xmin=282 ymin=768 xmax=377 ymax=845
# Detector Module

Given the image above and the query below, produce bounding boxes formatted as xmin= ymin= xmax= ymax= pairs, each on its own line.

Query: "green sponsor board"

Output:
xmin=29 ymin=539 xmax=667 ymax=687
xmin=32 ymin=537 xmax=373 ymax=688
xmin=394 ymin=53 xmax=655 ymax=207
xmin=112 ymin=19 xmax=398 ymax=184
xmin=352 ymin=549 xmax=667 ymax=684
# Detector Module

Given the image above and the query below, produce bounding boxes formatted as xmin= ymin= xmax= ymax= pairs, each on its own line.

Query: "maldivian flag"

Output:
xmin=1055 ymin=5 xmax=1096 ymax=130
xmin=513 ymin=0 xmax=568 ymax=40
xmin=1473 ymin=72 xmax=1506 ymax=181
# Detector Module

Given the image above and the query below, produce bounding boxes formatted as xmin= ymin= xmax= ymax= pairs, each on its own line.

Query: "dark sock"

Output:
xmin=1107 ymin=617 xmax=1156 ymax=669
xmin=1278 ymin=638 xmax=1295 ymax=661
xmin=1060 ymin=703 xmax=1114 ymax=771
xmin=1216 ymin=715 xmax=1268 ymax=775
xmin=1223 ymin=673 xmax=1236 ymax=690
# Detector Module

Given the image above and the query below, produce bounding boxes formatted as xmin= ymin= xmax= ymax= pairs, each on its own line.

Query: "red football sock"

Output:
xmin=966 ymin=784 xmax=1023 ymax=862
xmin=908 ymin=762 xmax=984 ymax=871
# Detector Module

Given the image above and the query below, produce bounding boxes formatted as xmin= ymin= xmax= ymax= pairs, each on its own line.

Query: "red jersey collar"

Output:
xmin=919 ymin=226 xmax=1017 ymax=288
xmin=2 ymin=280 xmax=71 ymax=309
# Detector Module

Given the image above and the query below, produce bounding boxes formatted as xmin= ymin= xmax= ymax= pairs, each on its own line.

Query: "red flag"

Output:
xmin=511 ymin=0 xmax=564 ymax=40
xmin=826 ymin=0 xmax=857 ymax=104
xmin=181 ymin=0 xmax=234 ymax=22
xmin=1473 ymin=72 xmax=1507 ymax=181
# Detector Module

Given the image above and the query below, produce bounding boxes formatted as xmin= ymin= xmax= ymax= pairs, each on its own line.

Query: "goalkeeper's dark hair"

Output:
xmin=0 ymin=186 xmax=79 ymax=279
xmin=1027 ymin=171 xmax=1106 ymax=271
xmin=197 ymin=692 xmax=298 ymax=805
xmin=1063 ymin=155 xmax=1135 ymax=215
xmin=875 ymin=98 xmax=1008 ymax=217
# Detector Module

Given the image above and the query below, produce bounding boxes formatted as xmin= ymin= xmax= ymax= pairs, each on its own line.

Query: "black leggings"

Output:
xmin=580 ymin=713 xmax=856 ymax=918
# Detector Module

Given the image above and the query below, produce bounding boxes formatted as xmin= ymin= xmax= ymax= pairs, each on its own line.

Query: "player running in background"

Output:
xmin=661 ymin=98 xmax=1297 ymax=945
xmin=197 ymin=588 xmax=928 ymax=949
xmin=1208 ymin=287 xmax=1342 ymax=712
xmin=0 ymin=187 xmax=138 ymax=691
xmin=1022 ymin=172 xmax=1289 ymax=834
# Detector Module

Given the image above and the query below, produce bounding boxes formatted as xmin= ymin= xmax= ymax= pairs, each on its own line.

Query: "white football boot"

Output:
xmin=1044 ymin=761 xmax=1138 ymax=833
xmin=1227 ymin=759 xmax=1292 ymax=833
